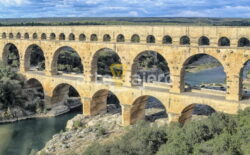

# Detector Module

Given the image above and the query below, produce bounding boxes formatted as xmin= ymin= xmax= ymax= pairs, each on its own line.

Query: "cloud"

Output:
xmin=0 ymin=0 xmax=30 ymax=6
xmin=0 ymin=0 xmax=250 ymax=18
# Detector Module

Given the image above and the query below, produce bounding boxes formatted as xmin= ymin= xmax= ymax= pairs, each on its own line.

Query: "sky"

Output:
xmin=0 ymin=0 xmax=250 ymax=18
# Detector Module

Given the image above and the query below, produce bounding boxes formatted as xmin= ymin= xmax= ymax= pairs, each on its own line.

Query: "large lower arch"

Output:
xmin=50 ymin=83 xmax=82 ymax=111
xmin=23 ymin=78 xmax=45 ymax=113
xmin=181 ymin=54 xmax=226 ymax=92
xmin=129 ymin=95 xmax=167 ymax=124
xmin=91 ymin=48 xmax=122 ymax=81
xmin=24 ymin=44 xmax=45 ymax=71
xmin=2 ymin=43 xmax=20 ymax=69
xmin=131 ymin=50 xmax=170 ymax=86
xmin=90 ymin=89 xmax=121 ymax=116
xmin=179 ymin=104 xmax=216 ymax=124
xmin=51 ymin=46 xmax=83 ymax=75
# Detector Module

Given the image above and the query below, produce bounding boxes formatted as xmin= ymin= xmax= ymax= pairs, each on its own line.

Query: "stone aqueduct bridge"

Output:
xmin=1 ymin=25 xmax=250 ymax=126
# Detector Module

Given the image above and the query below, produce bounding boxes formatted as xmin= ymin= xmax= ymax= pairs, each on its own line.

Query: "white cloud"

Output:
xmin=0 ymin=0 xmax=30 ymax=6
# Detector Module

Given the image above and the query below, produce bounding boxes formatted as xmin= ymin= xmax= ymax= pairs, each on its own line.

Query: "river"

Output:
xmin=0 ymin=66 xmax=228 ymax=155
xmin=0 ymin=109 xmax=81 ymax=155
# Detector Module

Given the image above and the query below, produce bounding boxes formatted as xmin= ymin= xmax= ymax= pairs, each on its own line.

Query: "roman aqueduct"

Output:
xmin=1 ymin=25 xmax=250 ymax=126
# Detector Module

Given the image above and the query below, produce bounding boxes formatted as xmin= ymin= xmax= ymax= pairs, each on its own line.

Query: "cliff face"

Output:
xmin=38 ymin=112 xmax=125 ymax=155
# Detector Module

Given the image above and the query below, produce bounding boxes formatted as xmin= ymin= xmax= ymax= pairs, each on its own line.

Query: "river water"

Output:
xmin=0 ymin=66 xmax=227 ymax=155
xmin=0 ymin=110 xmax=81 ymax=155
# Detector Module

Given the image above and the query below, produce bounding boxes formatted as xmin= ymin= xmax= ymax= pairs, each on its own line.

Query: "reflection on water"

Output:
xmin=0 ymin=110 xmax=80 ymax=155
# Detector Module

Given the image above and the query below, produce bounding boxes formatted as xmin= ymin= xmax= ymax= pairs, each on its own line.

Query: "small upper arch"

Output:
xmin=131 ymin=34 xmax=140 ymax=43
xmin=79 ymin=34 xmax=86 ymax=41
xmin=218 ymin=37 xmax=230 ymax=46
xmin=2 ymin=32 xmax=7 ymax=39
xmin=16 ymin=32 xmax=21 ymax=39
xmin=199 ymin=36 xmax=210 ymax=46
xmin=41 ymin=33 xmax=47 ymax=40
xmin=162 ymin=35 xmax=172 ymax=44
xmin=33 ymin=33 xmax=38 ymax=39
xmin=59 ymin=33 xmax=66 ymax=40
xmin=116 ymin=34 xmax=125 ymax=42
xmin=9 ymin=33 xmax=14 ymax=39
xmin=24 ymin=33 xmax=29 ymax=39
xmin=146 ymin=35 xmax=155 ymax=43
xmin=238 ymin=37 xmax=250 ymax=47
xmin=90 ymin=34 xmax=98 ymax=41
xmin=69 ymin=33 xmax=75 ymax=41
xmin=180 ymin=36 xmax=190 ymax=45
xmin=50 ymin=33 xmax=56 ymax=40
xmin=103 ymin=34 xmax=111 ymax=42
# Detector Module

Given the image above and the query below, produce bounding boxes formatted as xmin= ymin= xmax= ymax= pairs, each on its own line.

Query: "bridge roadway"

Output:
xmin=24 ymin=71 xmax=250 ymax=126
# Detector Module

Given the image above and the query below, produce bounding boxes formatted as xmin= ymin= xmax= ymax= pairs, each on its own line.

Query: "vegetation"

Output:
xmin=2 ymin=17 xmax=250 ymax=26
xmin=83 ymin=108 xmax=250 ymax=155
xmin=57 ymin=48 xmax=83 ymax=74
xmin=0 ymin=62 xmax=44 ymax=119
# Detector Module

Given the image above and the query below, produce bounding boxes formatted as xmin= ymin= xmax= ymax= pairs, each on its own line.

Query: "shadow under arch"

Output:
xmin=90 ymin=48 xmax=122 ymax=81
xmin=131 ymin=50 xmax=171 ymax=86
xmin=51 ymin=46 xmax=84 ymax=75
xmin=24 ymin=44 xmax=45 ymax=71
xmin=24 ymin=78 xmax=45 ymax=111
xmin=90 ymin=89 xmax=121 ymax=116
xmin=50 ymin=83 xmax=82 ymax=111
xmin=24 ymin=78 xmax=45 ymax=98
xmin=180 ymin=53 xmax=226 ymax=92
xmin=2 ymin=43 xmax=20 ymax=70
xmin=239 ymin=60 xmax=250 ymax=100
xmin=130 ymin=95 xmax=167 ymax=125
xmin=179 ymin=104 xmax=216 ymax=125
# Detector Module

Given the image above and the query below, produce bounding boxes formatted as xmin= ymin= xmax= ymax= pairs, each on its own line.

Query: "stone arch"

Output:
xmin=50 ymin=33 xmax=56 ymax=40
xmin=25 ymin=78 xmax=44 ymax=99
xmin=179 ymin=104 xmax=216 ymax=124
xmin=218 ymin=37 xmax=230 ymax=46
xmin=24 ymin=78 xmax=45 ymax=111
xmin=69 ymin=33 xmax=75 ymax=41
xmin=239 ymin=60 xmax=250 ymax=100
xmin=2 ymin=32 xmax=6 ymax=39
xmin=51 ymin=46 xmax=84 ymax=75
xmin=79 ymin=34 xmax=86 ymax=41
xmin=33 ymin=33 xmax=38 ymax=40
xmin=16 ymin=32 xmax=21 ymax=39
xmin=24 ymin=33 xmax=29 ymax=39
xmin=162 ymin=35 xmax=172 ymax=44
xmin=103 ymin=34 xmax=111 ymax=42
xmin=130 ymin=95 xmax=167 ymax=124
xmin=9 ymin=33 xmax=14 ymax=39
xmin=2 ymin=43 xmax=20 ymax=69
xmin=90 ymin=48 xmax=122 ymax=81
xmin=90 ymin=34 xmax=98 ymax=41
xmin=180 ymin=36 xmax=190 ymax=45
xmin=24 ymin=44 xmax=45 ymax=71
xmin=131 ymin=34 xmax=140 ymax=43
xmin=117 ymin=34 xmax=125 ymax=42
xmin=41 ymin=33 xmax=47 ymax=40
xmin=180 ymin=53 xmax=226 ymax=92
xmin=147 ymin=35 xmax=155 ymax=43
xmin=131 ymin=50 xmax=171 ymax=86
xmin=50 ymin=83 xmax=82 ymax=110
xmin=90 ymin=89 xmax=121 ymax=116
xmin=59 ymin=33 xmax=65 ymax=40
xmin=238 ymin=37 xmax=250 ymax=47
xmin=199 ymin=36 xmax=210 ymax=46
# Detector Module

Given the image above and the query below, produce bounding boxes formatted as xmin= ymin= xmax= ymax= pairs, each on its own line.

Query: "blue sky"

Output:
xmin=0 ymin=0 xmax=250 ymax=18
